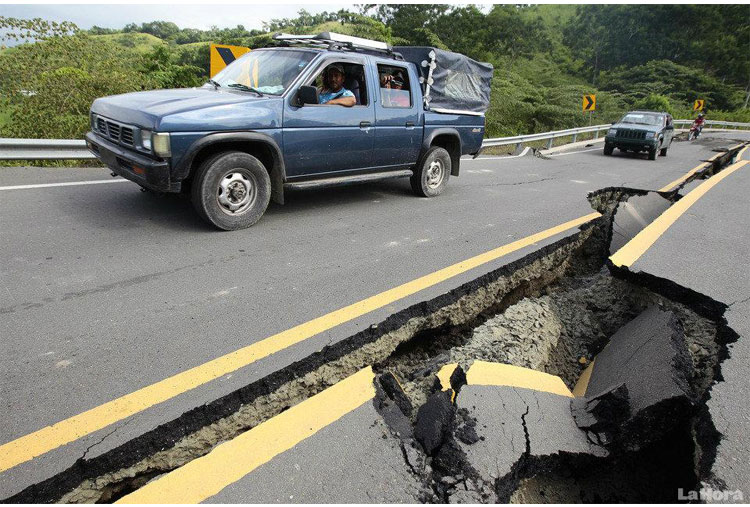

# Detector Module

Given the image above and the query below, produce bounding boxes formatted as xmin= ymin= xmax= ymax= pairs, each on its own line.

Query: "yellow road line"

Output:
xmin=658 ymin=163 xmax=709 ymax=192
xmin=436 ymin=363 xmax=458 ymax=391
xmin=572 ymin=361 xmax=595 ymax=397
xmin=0 ymin=212 xmax=600 ymax=474
xmin=116 ymin=367 xmax=376 ymax=504
xmin=466 ymin=361 xmax=573 ymax=397
xmin=611 ymin=160 xmax=749 ymax=268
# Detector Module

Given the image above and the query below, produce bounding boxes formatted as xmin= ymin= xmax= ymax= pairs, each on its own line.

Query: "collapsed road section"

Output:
xmin=3 ymin=143 xmax=748 ymax=503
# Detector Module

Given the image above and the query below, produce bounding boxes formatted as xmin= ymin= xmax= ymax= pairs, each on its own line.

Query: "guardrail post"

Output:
xmin=571 ymin=133 xmax=577 ymax=143
xmin=515 ymin=142 xmax=522 ymax=153
xmin=594 ymin=130 xmax=599 ymax=139
xmin=546 ymin=138 xmax=553 ymax=150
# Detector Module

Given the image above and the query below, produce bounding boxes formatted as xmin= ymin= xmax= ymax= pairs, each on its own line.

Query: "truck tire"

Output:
xmin=411 ymin=146 xmax=450 ymax=197
xmin=191 ymin=151 xmax=271 ymax=230
xmin=603 ymin=144 xmax=614 ymax=156
xmin=660 ymin=146 xmax=668 ymax=156
xmin=648 ymin=147 xmax=657 ymax=160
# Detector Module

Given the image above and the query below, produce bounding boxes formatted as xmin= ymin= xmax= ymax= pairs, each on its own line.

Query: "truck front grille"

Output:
xmin=616 ymin=129 xmax=646 ymax=140
xmin=94 ymin=116 xmax=135 ymax=147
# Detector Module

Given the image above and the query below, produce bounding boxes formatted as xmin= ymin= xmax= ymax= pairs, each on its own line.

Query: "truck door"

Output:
xmin=371 ymin=62 xmax=422 ymax=169
xmin=283 ymin=58 xmax=375 ymax=178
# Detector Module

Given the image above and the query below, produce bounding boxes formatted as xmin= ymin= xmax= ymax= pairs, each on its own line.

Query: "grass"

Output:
xmin=92 ymin=32 xmax=166 ymax=53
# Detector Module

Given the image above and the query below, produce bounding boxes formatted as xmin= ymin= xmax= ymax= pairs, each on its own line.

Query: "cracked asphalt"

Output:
xmin=1 ymin=131 xmax=749 ymax=499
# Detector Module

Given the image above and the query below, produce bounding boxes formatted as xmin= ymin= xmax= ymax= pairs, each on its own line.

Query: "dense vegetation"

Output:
xmin=1 ymin=5 xmax=748 ymax=140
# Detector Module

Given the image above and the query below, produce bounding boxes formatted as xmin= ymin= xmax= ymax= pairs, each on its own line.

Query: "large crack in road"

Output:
xmin=7 ymin=143 xmax=746 ymax=504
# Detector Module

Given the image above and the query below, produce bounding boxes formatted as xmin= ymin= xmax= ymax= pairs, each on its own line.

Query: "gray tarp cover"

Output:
xmin=394 ymin=46 xmax=494 ymax=113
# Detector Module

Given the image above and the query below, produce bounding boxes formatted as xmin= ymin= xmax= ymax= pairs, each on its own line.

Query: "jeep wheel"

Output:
xmin=660 ymin=146 xmax=668 ymax=157
xmin=648 ymin=147 xmax=657 ymax=160
xmin=603 ymin=144 xmax=614 ymax=156
xmin=411 ymin=146 xmax=450 ymax=197
xmin=191 ymin=151 xmax=271 ymax=230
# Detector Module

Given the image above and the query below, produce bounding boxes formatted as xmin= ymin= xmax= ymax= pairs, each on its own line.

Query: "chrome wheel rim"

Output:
xmin=426 ymin=159 xmax=444 ymax=189
xmin=217 ymin=170 xmax=257 ymax=215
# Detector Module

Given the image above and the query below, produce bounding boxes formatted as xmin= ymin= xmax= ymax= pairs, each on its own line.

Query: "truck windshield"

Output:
xmin=620 ymin=113 xmax=662 ymax=126
xmin=210 ymin=50 xmax=315 ymax=96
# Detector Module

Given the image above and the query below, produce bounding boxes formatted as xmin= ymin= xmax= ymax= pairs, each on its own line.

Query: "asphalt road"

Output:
xmin=1 ymin=131 xmax=748 ymax=497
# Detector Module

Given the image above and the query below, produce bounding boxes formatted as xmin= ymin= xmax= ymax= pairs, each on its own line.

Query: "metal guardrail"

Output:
xmin=482 ymin=124 xmax=611 ymax=151
xmin=673 ymin=119 xmax=750 ymax=128
xmin=1 ymin=120 xmax=748 ymax=160
xmin=0 ymin=138 xmax=95 ymax=160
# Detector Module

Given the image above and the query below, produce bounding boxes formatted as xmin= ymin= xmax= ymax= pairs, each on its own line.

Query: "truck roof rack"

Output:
xmin=272 ymin=32 xmax=403 ymax=60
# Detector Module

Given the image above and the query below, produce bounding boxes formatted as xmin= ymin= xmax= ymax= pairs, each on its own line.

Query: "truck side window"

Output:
xmin=378 ymin=64 xmax=412 ymax=108
xmin=308 ymin=62 xmax=367 ymax=106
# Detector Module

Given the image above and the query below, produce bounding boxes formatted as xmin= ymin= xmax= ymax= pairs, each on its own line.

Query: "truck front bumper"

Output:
xmin=85 ymin=132 xmax=180 ymax=192
xmin=605 ymin=135 xmax=659 ymax=153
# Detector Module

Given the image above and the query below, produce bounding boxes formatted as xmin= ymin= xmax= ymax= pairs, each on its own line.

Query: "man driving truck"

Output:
xmin=318 ymin=63 xmax=356 ymax=106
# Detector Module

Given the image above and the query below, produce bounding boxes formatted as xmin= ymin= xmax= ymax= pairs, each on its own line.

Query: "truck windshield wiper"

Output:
xmin=227 ymin=83 xmax=264 ymax=96
xmin=208 ymin=79 xmax=221 ymax=89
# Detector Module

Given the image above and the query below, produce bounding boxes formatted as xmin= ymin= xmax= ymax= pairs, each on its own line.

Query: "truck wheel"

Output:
xmin=660 ymin=146 xmax=668 ymax=156
xmin=411 ymin=146 xmax=450 ymax=197
xmin=191 ymin=151 xmax=271 ymax=230
xmin=648 ymin=147 xmax=657 ymax=160
xmin=603 ymin=144 xmax=614 ymax=156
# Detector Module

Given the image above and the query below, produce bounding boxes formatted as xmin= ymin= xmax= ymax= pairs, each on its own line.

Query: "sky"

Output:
xmin=0 ymin=3 xmax=354 ymax=31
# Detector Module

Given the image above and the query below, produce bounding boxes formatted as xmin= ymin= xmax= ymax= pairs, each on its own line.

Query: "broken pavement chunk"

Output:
xmin=414 ymin=390 xmax=454 ymax=455
xmin=577 ymin=306 xmax=696 ymax=449
xmin=454 ymin=384 xmax=606 ymax=501
xmin=570 ymin=383 xmax=630 ymax=443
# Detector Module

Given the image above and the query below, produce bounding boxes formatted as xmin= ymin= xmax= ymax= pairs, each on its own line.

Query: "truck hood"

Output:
xmin=91 ymin=86 xmax=283 ymax=131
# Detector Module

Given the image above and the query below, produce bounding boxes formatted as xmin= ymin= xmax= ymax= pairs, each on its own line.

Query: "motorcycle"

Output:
xmin=688 ymin=123 xmax=703 ymax=141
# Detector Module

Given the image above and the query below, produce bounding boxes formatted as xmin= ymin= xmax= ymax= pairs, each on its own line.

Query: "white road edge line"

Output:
xmin=547 ymin=148 xmax=602 ymax=157
xmin=467 ymin=146 xmax=601 ymax=162
xmin=0 ymin=179 xmax=128 ymax=191
xmin=465 ymin=147 xmax=531 ymax=161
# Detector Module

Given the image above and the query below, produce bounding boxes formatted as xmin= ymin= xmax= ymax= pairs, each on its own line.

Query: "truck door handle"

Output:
xmin=360 ymin=121 xmax=372 ymax=128
xmin=405 ymin=122 xmax=415 ymax=127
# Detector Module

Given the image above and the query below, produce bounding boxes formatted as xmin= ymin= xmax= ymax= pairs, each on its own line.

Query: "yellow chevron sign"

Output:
xmin=582 ymin=94 xmax=596 ymax=112
xmin=210 ymin=44 xmax=251 ymax=77
xmin=693 ymin=99 xmax=705 ymax=111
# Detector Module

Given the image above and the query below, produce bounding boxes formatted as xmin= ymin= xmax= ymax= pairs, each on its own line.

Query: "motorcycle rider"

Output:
xmin=691 ymin=113 xmax=705 ymax=139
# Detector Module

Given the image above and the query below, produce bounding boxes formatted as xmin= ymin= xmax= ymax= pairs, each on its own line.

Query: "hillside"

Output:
xmin=1 ymin=6 xmax=748 ymax=141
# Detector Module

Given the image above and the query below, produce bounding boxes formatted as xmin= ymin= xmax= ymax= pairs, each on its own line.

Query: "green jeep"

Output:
xmin=604 ymin=111 xmax=675 ymax=160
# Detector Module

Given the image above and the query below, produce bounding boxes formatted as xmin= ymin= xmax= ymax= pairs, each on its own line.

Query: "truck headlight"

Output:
xmin=647 ymin=132 xmax=658 ymax=139
xmin=152 ymin=133 xmax=171 ymax=158
xmin=608 ymin=128 xmax=617 ymax=136
xmin=140 ymin=130 xmax=152 ymax=151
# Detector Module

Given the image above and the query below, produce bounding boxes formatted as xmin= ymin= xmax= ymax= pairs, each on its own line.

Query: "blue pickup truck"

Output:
xmin=86 ymin=33 xmax=493 ymax=230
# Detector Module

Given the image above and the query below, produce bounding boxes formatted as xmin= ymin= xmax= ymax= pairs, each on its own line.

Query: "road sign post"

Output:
xmin=693 ymin=99 xmax=705 ymax=111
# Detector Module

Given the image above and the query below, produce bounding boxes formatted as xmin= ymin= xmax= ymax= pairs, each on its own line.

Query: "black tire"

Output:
xmin=411 ymin=146 xmax=450 ymax=197
xmin=603 ymin=144 xmax=614 ymax=156
xmin=660 ymin=147 xmax=668 ymax=157
xmin=648 ymin=148 xmax=657 ymax=160
xmin=191 ymin=151 xmax=271 ymax=230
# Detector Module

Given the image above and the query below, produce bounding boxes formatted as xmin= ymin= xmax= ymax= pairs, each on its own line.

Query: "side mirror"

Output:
xmin=297 ymin=85 xmax=318 ymax=106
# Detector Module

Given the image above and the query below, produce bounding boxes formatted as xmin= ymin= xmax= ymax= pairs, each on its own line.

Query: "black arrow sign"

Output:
xmin=216 ymin=47 xmax=236 ymax=67
xmin=583 ymin=95 xmax=595 ymax=111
